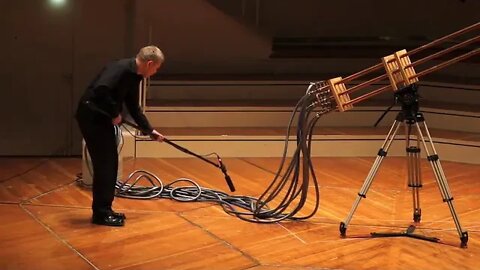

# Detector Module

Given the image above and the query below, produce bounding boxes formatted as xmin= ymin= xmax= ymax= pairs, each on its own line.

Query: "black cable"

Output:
xmin=122 ymin=120 xmax=235 ymax=192
xmin=114 ymin=82 xmax=334 ymax=223
xmin=251 ymin=95 xmax=321 ymax=222
xmin=373 ymin=103 xmax=396 ymax=127
xmin=82 ymin=100 xmax=235 ymax=192
xmin=82 ymin=82 xmax=336 ymax=223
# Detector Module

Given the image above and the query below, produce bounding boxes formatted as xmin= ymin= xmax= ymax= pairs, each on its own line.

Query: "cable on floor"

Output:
xmin=109 ymin=81 xmax=336 ymax=223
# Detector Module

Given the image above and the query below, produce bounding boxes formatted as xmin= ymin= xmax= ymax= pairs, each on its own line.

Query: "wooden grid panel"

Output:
xmin=382 ymin=54 xmax=404 ymax=91
xmin=383 ymin=49 xmax=419 ymax=91
xmin=395 ymin=49 xmax=419 ymax=85
xmin=327 ymin=77 xmax=353 ymax=112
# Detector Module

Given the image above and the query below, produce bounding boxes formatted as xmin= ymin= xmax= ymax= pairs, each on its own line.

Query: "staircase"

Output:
xmin=119 ymin=80 xmax=480 ymax=164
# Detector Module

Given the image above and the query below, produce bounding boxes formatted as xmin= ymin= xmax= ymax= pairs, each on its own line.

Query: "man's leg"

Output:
xmin=76 ymin=108 xmax=124 ymax=226
xmin=86 ymin=124 xmax=118 ymax=214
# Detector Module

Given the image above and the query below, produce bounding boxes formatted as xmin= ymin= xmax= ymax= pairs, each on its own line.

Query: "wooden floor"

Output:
xmin=156 ymin=126 xmax=480 ymax=142
xmin=1 ymin=156 xmax=480 ymax=270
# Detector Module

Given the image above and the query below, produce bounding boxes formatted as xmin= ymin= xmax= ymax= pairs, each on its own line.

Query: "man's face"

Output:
xmin=140 ymin=60 xmax=162 ymax=78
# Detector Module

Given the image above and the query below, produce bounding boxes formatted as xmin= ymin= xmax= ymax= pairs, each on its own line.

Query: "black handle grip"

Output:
xmin=219 ymin=161 xmax=236 ymax=192
xmin=125 ymin=118 xmax=237 ymax=192
xmin=224 ymin=174 xmax=236 ymax=192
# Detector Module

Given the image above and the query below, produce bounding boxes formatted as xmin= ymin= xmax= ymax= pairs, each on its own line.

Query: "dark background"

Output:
xmin=0 ymin=0 xmax=478 ymax=156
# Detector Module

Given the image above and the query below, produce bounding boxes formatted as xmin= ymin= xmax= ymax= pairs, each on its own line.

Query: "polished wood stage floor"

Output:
xmin=1 ymin=156 xmax=479 ymax=270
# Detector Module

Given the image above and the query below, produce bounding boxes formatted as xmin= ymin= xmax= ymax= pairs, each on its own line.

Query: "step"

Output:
xmin=120 ymin=126 xmax=480 ymax=164
xmin=144 ymin=104 xmax=480 ymax=133
xmin=145 ymin=80 xmax=480 ymax=108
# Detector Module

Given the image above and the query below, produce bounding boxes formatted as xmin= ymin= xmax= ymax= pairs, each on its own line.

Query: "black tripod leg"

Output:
xmin=369 ymin=121 xmax=435 ymax=244
xmin=406 ymin=122 xmax=422 ymax=223
xmin=415 ymin=120 xmax=468 ymax=248
xmin=340 ymin=120 xmax=402 ymax=236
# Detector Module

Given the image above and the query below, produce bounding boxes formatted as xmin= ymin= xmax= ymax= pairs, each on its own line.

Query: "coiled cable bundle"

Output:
xmin=115 ymin=81 xmax=337 ymax=223
xmin=115 ymin=170 xmax=264 ymax=218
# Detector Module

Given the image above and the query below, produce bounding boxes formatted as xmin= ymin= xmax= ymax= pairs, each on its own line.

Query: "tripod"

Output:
xmin=338 ymin=84 xmax=469 ymax=248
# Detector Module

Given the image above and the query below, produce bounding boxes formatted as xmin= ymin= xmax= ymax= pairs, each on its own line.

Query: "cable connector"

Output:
xmin=218 ymin=158 xmax=236 ymax=192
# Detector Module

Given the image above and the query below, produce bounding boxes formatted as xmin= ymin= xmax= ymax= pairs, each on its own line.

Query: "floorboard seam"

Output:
xmin=27 ymin=180 xmax=78 ymax=202
xmin=19 ymin=204 xmax=100 ymax=270
xmin=178 ymin=212 xmax=262 ymax=268
xmin=0 ymin=159 xmax=50 ymax=184
xmin=258 ymin=263 xmax=345 ymax=270
xmin=278 ymin=223 xmax=307 ymax=244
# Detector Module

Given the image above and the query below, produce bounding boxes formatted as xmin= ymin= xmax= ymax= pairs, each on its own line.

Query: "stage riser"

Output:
xmin=121 ymin=135 xmax=479 ymax=164
xmin=146 ymin=107 xmax=480 ymax=133
xmin=147 ymin=81 xmax=480 ymax=106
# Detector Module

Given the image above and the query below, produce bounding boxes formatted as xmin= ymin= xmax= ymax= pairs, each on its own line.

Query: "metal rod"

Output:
xmin=408 ymin=22 xmax=479 ymax=56
xmin=411 ymin=48 xmax=480 ymax=79
xmin=340 ymin=63 xmax=385 ymax=84
xmin=408 ymin=36 xmax=480 ymax=67
xmin=342 ymin=74 xmax=389 ymax=95
xmin=344 ymin=46 xmax=478 ymax=105
xmin=338 ymin=22 xmax=479 ymax=84
xmin=345 ymin=85 xmax=391 ymax=106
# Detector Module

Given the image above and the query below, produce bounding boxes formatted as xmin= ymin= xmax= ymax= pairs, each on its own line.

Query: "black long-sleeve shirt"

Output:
xmin=80 ymin=58 xmax=153 ymax=133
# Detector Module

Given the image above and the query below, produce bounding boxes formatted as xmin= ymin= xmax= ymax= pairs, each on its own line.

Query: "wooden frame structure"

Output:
xmin=322 ymin=22 xmax=478 ymax=113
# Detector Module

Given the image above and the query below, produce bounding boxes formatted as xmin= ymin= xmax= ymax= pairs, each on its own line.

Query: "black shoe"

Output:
xmin=110 ymin=210 xmax=126 ymax=220
xmin=91 ymin=213 xmax=125 ymax=226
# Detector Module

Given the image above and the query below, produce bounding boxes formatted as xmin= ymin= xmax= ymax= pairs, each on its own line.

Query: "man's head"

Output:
xmin=135 ymin=46 xmax=164 ymax=78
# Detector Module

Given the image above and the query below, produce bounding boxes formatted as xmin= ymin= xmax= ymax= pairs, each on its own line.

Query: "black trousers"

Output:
xmin=76 ymin=102 xmax=118 ymax=215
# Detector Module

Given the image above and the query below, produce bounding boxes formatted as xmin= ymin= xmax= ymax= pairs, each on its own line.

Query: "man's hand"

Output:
xmin=112 ymin=114 xmax=122 ymax=125
xmin=151 ymin=130 xmax=165 ymax=142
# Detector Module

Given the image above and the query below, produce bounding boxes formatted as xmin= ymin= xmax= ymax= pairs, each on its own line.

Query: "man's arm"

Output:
xmin=124 ymin=86 xmax=154 ymax=134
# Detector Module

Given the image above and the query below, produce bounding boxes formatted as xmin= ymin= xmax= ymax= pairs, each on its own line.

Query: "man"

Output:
xmin=76 ymin=46 xmax=165 ymax=226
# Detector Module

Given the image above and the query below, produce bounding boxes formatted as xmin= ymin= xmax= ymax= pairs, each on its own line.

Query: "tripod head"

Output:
xmin=394 ymin=84 xmax=420 ymax=121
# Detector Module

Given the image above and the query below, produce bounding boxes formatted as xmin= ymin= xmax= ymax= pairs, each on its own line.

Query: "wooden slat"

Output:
xmin=1 ymin=157 xmax=480 ymax=269
xmin=0 ymin=205 xmax=93 ymax=270
xmin=328 ymin=77 xmax=354 ymax=112
xmin=383 ymin=54 xmax=404 ymax=91
xmin=396 ymin=50 xmax=419 ymax=85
